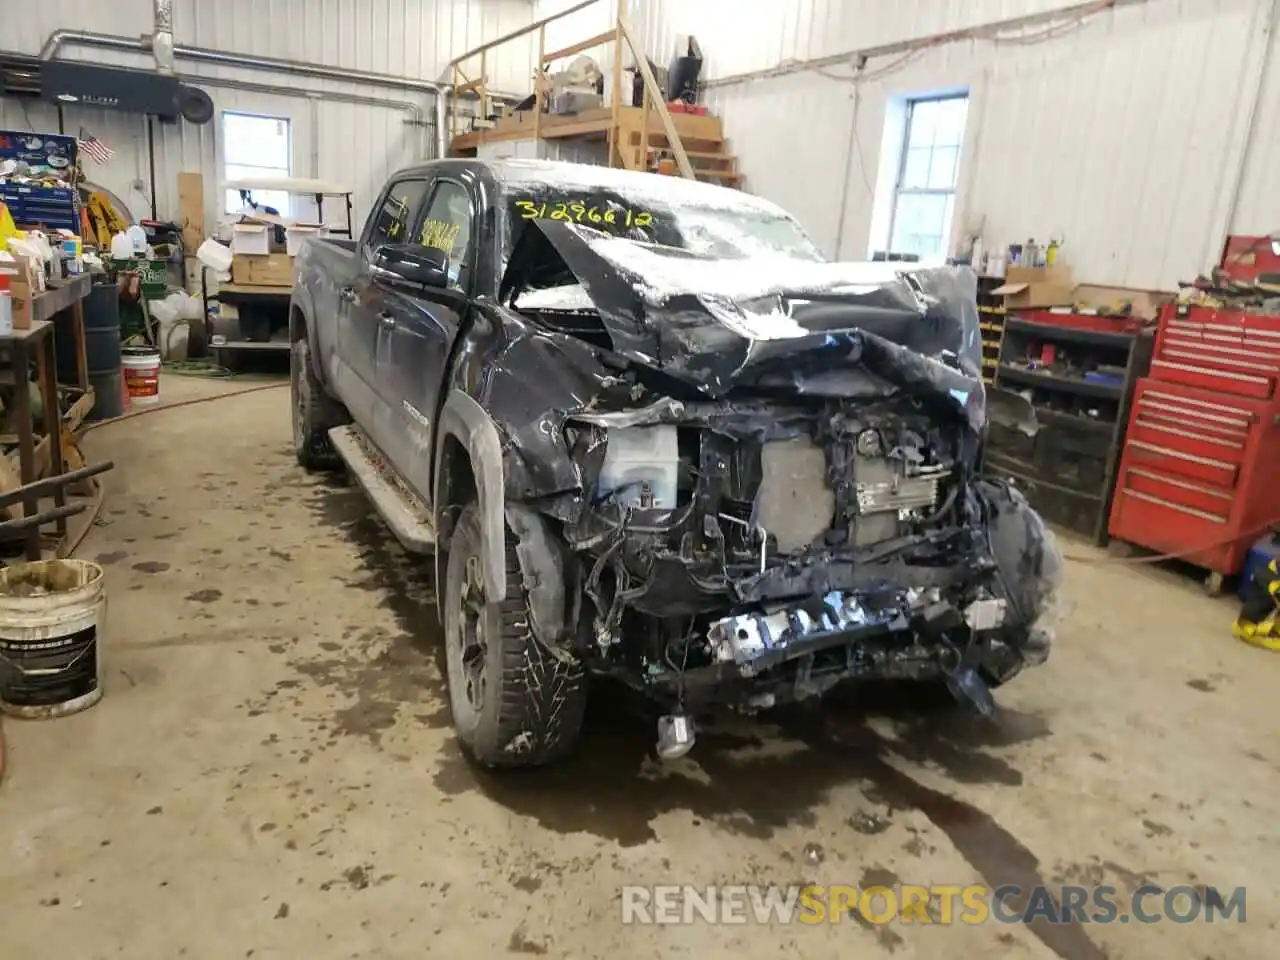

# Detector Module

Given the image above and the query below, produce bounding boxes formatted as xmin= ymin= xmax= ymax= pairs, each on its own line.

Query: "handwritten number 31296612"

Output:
xmin=514 ymin=199 xmax=653 ymax=228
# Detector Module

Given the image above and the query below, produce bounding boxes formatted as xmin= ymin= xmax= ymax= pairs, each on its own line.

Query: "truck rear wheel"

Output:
xmin=291 ymin=338 xmax=346 ymax=470
xmin=443 ymin=503 xmax=586 ymax=767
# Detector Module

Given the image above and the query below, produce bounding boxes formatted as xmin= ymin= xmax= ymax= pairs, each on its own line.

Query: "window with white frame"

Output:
xmin=887 ymin=95 xmax=968 ymax=260
xmin=223 ymin=111 xmax=291 ymax=215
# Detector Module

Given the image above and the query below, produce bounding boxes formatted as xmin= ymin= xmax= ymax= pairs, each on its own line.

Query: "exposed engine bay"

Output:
xmin=487 ymin=214 xmax=1061 ymax=753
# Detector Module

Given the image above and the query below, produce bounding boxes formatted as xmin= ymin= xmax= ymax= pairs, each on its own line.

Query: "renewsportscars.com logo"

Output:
xmin=620 ymin=884 xmax=1247 ymax=926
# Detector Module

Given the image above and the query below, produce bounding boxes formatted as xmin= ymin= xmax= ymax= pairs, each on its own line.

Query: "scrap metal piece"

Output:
xmin=707 ymin=589 xmax=902 ymax=665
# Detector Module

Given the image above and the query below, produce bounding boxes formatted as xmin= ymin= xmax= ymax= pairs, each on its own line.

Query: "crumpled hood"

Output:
xmin=503 ymin=220 xmax=988 ymax=430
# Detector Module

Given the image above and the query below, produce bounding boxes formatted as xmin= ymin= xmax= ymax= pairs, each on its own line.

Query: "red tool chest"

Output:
xmin=1108 ymin=303 xmax=1280 ymax=576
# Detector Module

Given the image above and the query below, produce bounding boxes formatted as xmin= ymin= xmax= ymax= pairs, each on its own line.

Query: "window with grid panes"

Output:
xmin=888 ymin=95 xmax=968 ymax=260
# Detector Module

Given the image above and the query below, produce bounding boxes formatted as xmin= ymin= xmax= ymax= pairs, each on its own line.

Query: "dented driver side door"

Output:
xmin=377 ymin=176 xmax=477 ymax=504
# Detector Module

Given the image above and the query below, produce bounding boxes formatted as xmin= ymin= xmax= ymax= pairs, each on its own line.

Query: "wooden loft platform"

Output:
xmin=450 ymin=107 xmax=743 ymax=187
xmin=446 ymin=3 xmax=744 ymax=187
xmin=453 ymin=105 xmax=719 ymax=150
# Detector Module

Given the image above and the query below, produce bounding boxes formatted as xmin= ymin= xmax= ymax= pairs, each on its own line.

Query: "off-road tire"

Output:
xmin=291 ymin=338 xmax=347 ymax=470
xmin=443 ymin=504 xmax=587 ymax=767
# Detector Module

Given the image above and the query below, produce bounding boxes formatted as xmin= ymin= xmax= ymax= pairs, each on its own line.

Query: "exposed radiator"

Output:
xmin=855 ymin=464 xmax=945 ymax=515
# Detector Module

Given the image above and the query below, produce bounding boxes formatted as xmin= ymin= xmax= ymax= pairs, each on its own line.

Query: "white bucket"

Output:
xmin=0 ymin=560 xmax=106 ymax=719
xmin=122 ymin=346 xmax=161 ymax=405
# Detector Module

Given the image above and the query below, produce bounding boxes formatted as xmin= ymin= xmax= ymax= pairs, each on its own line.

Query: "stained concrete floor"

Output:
xmin=1 ymin=375 xmax=1278 ymax=959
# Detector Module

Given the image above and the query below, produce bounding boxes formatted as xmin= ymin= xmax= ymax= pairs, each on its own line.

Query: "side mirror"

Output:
xmin=370 ymin=243 xmax=449 ymax=289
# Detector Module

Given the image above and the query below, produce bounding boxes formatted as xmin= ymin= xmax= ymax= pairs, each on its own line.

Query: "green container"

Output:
xmin=110 ymin=258 xmax=170 ymax=300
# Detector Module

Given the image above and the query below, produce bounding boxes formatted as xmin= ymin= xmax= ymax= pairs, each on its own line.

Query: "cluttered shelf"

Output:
xmin=981 ymin=453 xmax=1105 ymax=504
xmin=1002 ymin=315 xmax=1136 ymax=348
xmin=996 ymin=364 xmax=1124 ymax=400
xmin=1031 ymin=405 xmax=1116 ymax=432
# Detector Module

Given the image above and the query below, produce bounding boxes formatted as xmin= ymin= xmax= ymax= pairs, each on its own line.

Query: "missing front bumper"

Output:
xmin=707 ymin=588 xmax=1007 ymax=674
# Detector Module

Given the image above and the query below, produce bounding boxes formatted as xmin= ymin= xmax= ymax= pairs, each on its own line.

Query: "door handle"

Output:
xmin=339 ymin=286 xmax=356 ymax=303
xmin=377 ymin=312 xmax=397 ymax=328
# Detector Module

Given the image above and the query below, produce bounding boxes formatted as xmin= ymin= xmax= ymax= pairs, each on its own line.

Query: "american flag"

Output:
xmin=77 ymin=132 xmax=115 ymax=166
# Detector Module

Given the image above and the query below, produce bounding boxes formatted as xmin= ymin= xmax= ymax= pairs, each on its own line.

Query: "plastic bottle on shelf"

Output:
xmin=127 ymin=223 xmax=147 ymax=255
xmin=110 ymin=231 xmax=134 ymax=260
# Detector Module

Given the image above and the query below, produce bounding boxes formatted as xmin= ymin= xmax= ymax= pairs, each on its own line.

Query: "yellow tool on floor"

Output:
xmin=1233 ymin=557 xmax=1280 ymax=651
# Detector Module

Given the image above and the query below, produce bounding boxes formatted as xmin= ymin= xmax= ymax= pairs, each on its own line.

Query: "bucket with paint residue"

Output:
xmin=0 ymin=560 xmax=106 ymax=719
xmin=122 ymin=345 xmax=161 ymax=405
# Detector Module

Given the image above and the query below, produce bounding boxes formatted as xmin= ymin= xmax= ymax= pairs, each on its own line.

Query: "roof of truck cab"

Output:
xmin=492 ymin=159 xmax=788 ymax=216
xmin=392 ymin=157 xmax=790 ymax=218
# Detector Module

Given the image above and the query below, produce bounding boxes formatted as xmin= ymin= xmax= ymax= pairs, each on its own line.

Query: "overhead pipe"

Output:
xmin=702 ymin=0 xmax=1152 ymax=89
xmin=179 ymin=73 xmax=431 ymax=159
xmin=40 ymin=30 xmax=450 ymax=157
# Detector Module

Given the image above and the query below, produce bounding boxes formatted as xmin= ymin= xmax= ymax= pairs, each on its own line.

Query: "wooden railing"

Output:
xmin=447 ymin=2 xmax=694 ymax=179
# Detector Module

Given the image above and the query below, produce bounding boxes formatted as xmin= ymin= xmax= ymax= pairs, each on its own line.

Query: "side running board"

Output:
xmin=327 ymin=426 xmax=437 ymax=553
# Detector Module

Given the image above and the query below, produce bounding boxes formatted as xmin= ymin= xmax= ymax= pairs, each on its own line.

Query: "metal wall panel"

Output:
xmin=634 ymin=0 xmax=1104 ymax=80
xmin=1 ymin=0 xmax=537 ymax=236
xmin=693 ymin=0 xmax=1278 ymax=289
xmin=1232 ymin=5 xmax=1280 ymax=236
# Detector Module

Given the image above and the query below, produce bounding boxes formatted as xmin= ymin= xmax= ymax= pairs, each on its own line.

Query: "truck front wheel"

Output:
xmin=443 ymin=503 xmax=587 ymax=767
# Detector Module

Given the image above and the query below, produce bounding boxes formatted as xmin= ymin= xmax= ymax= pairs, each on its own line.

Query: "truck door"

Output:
xmin=344 ymin=177 xmax=430 ymax=454
xmin=378 ymin=177 xmax=478 ymax=503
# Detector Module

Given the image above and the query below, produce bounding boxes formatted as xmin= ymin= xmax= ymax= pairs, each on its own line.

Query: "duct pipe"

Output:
xmin=40 ymin=30 xmax=449 ymax=157
xmin=151 ymin=0 xmax=175 ymax=75
xmin=180 ymin=74 xmax=432 ymax=160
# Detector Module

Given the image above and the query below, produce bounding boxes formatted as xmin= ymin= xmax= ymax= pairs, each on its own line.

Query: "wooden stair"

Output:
xmin=619 ymin=113 xmax=745 ymax=189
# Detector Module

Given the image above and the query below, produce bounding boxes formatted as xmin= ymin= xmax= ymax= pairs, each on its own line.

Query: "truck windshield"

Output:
xmin=503 ymin=187 xmax=823 ymax=262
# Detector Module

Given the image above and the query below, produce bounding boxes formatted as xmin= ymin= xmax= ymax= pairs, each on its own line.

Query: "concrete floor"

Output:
xmin=1 ymin=375 xmax=1278 ymax=959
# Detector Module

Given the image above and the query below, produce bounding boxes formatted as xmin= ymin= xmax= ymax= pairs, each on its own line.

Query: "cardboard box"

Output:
xmin=231 ymin=253 xmax=294 ymax=287
xmin=9 ymin=279 xmax=34 ymax=330
xmin=285 ymin=222 xmax=329 ymax=257
xmin=1047 ymin=284 xmax=1174 ymax=322
xmin=991 ymin=265 xmax=1073 ymax=309
xmin=230 ymin=221 xmax=271 ymax=255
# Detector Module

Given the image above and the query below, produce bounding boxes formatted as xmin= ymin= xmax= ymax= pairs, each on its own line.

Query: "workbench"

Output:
xmin=0 ymin=321 xmax=67 ymax=560
xmin=0 ymin=274 xmax=96 ymax=560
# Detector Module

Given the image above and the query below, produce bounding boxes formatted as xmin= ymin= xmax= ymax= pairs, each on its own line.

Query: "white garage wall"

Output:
xmin=0 ymin=0 xmax=539 ymax=236
xmin=637 ymin=0 xmax=1279 ymax=290
xmin=5 ymin=0 xmax=1276 ymax=286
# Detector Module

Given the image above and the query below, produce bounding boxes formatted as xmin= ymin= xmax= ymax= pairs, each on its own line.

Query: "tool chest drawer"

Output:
xmin=1108 ymin=376 xmax=1277 ymax=574
xmin=1121 ymin=380 xmax=1257 ymax=490
xmin=1151 ymin=304 xmax=1280 ymax=400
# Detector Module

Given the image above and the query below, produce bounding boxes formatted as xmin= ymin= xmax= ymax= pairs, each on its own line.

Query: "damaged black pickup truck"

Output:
xmin=290 ymin=158 xmax=1061 ymax=766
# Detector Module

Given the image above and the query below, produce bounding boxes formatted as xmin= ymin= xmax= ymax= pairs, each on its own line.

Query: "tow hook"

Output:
xmin=656 ymin=714 xmax=696 ymax=759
